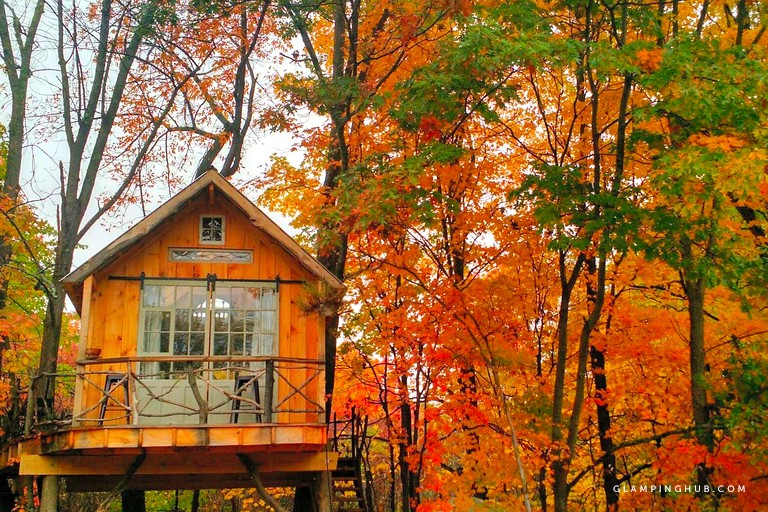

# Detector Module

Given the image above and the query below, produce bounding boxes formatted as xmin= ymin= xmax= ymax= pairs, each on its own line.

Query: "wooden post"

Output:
xmin=129 ymin=363 xmax=139 ymax=425
xmin=264 ymin=360 xmax=274 ymax=423
xmin=121 ymin=489 xmax=146 ymax=512
xmin=38 ymin=476 xmax=58 ymax=512
xmin=311 ymin=470 xmax=331 ymax=512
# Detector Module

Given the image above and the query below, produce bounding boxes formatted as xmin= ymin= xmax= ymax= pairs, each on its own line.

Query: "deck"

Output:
xmin=0 ymin=355 xmax=337 ymax=491
xmin=1 ymin=425 xmax=336 ymax=490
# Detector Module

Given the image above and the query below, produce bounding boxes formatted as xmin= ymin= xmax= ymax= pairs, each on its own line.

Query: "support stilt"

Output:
xmin=121 ymin=489 xmax=146 ymax=512
xmin=237 ymin=453 xmax=289 ymax=512
xmin=38 ymin=476 xmax=58 ymax=512
xmin=311 ymin=470 xmax=331 ymax=512
xmin=95 ymin=452 xmax=146 ymax=512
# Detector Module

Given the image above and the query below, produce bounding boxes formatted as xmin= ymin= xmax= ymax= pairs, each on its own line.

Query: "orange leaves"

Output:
xmin=418 ymin=116 xmax=443 ymax=142
xmin=635 ymin=48 xmax=663 ymax=73
xmin=687 ymin=133 xmax=748 ymax=152
xmin=399 ymin=14 xmax=422 ymax=45
xmin=438 ymin=0 xmax=473 ymax=18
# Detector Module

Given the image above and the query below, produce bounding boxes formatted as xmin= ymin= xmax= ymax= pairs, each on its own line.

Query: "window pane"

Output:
xmin=247 ymin=311 xmax=260 ymax=332
xmin=192 ymin=287 xmax=208 ymax=310
xmin=159 ymin=332 xmax=170 ymax=353
xmin=257 ymin=334 xmax=273 ymax=355
xmin=215 ymin=287 xmax=230 ymax=305
xmin=144 ymin=311 xmax=162 ymax=332
xmin=191 ymin=310 xmax=207 ymax=331
xmin=139 ymin=362 xmax=151 ymax=376
xmin=230 ymin=287 xmax=246 ymax=309
xmin=214 ymin=311 xmax=229 ymax=332
xmin=244 ymin=334 xmax=253 ymax=355
xmin=143 ymin=285 xmax=160 ymax=307
xmin=173 ymin=333 xmax=188 ymax=355
xmin=175 ymin=310 xmax=190 ymax=332
xmin=261 ymin=289 xmax=276 ymax=309
xmin=190 ymin=333 xmax=204 ymax=355
xmin=213 ymin=333 xmax=228 ymax=356
xmin=160 ymin=311 xmax=171 ymax=332
xmin=176 ymin=286 xmax=192 ymax=309
xmin=143 ymin=332 xmax=160 ymax=353
xmin=231 ymin=333 xmax=244 ymax=355
xmin=160 ymin=287 xmax=175 ymax=307
xmin=245 ymin=287 xmax=262 ymax=309
xmin=262 ymin=311 xmax=275 ymax=333
xmin=201 ymin=216 xmax=223 ymax=242
xmin=231 ymin=311 xmax=245 ymax=333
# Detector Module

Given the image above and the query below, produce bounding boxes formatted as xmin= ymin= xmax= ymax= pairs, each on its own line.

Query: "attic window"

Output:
xmin=170 ymin=248 xmax=252 ymax=263
xmin=200 ymin=215 xmax=225 ymax=245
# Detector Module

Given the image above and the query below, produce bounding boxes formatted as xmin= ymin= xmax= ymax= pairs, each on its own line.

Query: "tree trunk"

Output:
xmin=683 ymin=271 xmax=715 ymax=497
xmin=399 ymin=379 xmax=413 ymax=512
xmin=191 ymin=489 xmax=200 ymax=512
xmin=38 ymin=476 xmax=57 ymax=512
xmin=685 ymin=275 xmax=711 ymax=448
xmin=121 ymin=490 xmax=146 ymax=512
xmin=293 ymin=487 xmax=312 ymax=512
xmin=311 ymin=470 xmax=332 ymax=512
xmin=550 ymin=252 xmax=583 ymax=512
xmin=590 ymin=344 xmax=618 ymax=509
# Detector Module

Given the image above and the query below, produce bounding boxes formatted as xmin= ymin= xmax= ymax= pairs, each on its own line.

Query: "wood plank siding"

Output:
xmin=76 ymin=188 xmax=326 ymax=426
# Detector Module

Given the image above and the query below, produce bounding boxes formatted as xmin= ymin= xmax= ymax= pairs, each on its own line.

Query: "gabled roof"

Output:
xmin=63 ymin=170 xmax=344 ymax=313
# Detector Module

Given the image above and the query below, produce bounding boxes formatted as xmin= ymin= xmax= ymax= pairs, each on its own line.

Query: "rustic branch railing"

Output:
xmin=67 ymin=356 xmax=325 ymax=426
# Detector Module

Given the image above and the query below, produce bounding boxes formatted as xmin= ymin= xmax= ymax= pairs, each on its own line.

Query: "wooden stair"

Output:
xmin=331 ymin=457 xmax=367 ymax=512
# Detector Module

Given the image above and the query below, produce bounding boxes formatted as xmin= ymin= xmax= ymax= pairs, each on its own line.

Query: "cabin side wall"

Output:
xmin=75 ymin=192 xmax=325 ymax=426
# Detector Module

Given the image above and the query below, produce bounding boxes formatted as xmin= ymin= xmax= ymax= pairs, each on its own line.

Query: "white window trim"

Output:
xmin=199 ymin=215 xmax=226 ymax=245
xmin=138 ymin=280 xmax=279 ymax=378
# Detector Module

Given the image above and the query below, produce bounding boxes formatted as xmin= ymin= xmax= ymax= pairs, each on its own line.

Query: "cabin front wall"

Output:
xmin=74 ymin=191 xmax=326 ymax=427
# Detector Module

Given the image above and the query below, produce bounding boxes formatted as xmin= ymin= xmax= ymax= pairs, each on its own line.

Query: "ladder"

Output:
xmin=331 ymin=457 xmax=367 ymax=512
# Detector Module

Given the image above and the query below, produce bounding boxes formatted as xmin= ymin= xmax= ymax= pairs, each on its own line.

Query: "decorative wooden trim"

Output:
xmin=168 ymin=248 xmax=253 ymax=263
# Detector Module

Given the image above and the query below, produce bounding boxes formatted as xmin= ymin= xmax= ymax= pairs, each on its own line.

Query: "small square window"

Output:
xmin=200 ymin=215 xmax=225 ymax=245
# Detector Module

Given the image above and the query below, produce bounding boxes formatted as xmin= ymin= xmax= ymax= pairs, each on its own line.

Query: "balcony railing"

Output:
xmin=34 ymin=356 xmax=325 ymax=429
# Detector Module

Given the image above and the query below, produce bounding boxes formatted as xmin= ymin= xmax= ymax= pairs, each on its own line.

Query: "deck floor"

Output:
xmin=1 ymin=424 xmax=337 ymax=491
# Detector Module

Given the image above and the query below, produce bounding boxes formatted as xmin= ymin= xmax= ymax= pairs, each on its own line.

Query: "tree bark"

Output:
xmin=292 ymin=487 xmax=312 ymax=512
xmin=121 ymin=490 xmax=146 ymax=512
xmin=590 ymin=344 xmax=618 ymax=509
xmin=550 ymin=252 xmax=584 ymax=512
xmin=683 ymin=270 xmax=714 ymax=496
xmin=38 ymin=476 xmax=57 ymax=512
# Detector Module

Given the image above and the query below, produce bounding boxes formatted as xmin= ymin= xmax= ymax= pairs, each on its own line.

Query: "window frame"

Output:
xmin=137 ymin=279 xmax=279 ymax=379
xmin=199 ymin=215 xmax=226 ymax=245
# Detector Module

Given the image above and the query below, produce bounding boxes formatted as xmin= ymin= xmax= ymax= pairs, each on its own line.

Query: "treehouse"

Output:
xmin=1 ymin=171 xmax=344 ymax=507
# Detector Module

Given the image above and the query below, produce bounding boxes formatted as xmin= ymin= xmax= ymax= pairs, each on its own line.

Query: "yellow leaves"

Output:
xmin=687 ymin=133 xmax=748 ymax=152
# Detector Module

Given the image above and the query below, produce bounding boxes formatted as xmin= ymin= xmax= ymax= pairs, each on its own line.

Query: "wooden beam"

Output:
xmin=65 ymin=472 xmax=315 ymax=492
xmin=23 ymin=424 xmax=327 ymax=455
xmin=20 ymin=451 xmax=338 ymax=476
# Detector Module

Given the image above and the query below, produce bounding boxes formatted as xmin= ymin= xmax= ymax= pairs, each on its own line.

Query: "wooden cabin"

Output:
xmin=2 ymin=171 xmax=343 ymax=507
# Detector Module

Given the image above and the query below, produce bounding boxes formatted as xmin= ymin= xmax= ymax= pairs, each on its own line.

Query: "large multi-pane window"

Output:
xmin=139 ymin=280 xmax=278 ymax=378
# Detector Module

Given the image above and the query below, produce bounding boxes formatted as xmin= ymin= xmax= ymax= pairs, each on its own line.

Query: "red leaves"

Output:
xmin=418 ymin=116 xmax=443 ymax=142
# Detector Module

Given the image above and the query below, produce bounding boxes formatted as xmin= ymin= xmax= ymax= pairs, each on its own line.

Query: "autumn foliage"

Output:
xmin=1 ymin=0 xmax=768 ymax=510
xmin=257 ymin=0 xmax=768 ymax=511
